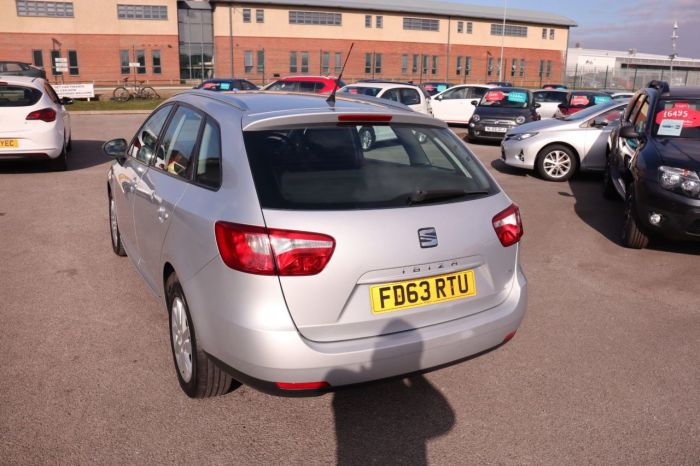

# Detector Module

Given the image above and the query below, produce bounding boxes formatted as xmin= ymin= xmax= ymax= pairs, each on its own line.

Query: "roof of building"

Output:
xmin=569 ymin=47 xmax=700 ymax=63
xmin=210 ymin=0 xmax=578 ymax=27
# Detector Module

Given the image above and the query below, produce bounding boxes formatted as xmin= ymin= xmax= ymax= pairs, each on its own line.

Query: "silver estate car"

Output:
xmin=104 ymin=91 xmax=527 ymax=398
xmin=501 ymin=100 xmax=628 ymax=181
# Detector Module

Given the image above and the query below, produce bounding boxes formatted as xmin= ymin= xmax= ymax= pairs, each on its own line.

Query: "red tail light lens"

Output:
xmin=214 ymin=222 xmax=335 ymax=276
xmin=276 ymin=381 xmax=330 ymax=390
xmin=26 ymin=108 xmax=57 ymax=123
xmin=492 ymin=204 xmax=523 ymax=247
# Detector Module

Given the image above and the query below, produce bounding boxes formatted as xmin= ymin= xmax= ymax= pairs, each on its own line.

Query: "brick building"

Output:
xmin=0 ymin=0 xmax=576 ymax=86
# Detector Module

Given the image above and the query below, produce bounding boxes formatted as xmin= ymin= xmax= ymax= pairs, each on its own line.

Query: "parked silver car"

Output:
xmin=104 ymin=91 xmax=527 ymax=398
xmin=501 ymin=100 xmax=628 ymax=181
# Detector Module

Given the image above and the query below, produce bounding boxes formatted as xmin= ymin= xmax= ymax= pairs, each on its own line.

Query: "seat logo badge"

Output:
xmin=418 ymin=228 xmax=438 ymax=248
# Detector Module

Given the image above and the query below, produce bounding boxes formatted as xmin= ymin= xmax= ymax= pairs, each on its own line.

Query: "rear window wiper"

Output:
xmin=406 ymin=188 xmax=490 ymax=205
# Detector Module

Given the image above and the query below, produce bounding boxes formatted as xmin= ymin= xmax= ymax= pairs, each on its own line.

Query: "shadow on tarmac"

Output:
xmin=0 ymin=139 xmax=108 ymax=174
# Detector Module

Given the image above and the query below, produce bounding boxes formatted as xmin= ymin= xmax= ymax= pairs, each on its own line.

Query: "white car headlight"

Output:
xmin=472 ymin=114 xmax=481 ymax=123
xmin=659 ymin=166 xmax=700 ymax=198
xmin=511 ymin=132 xmax=538 ymax=141
xmin=515 ymin=116 xmax=526 ymax=124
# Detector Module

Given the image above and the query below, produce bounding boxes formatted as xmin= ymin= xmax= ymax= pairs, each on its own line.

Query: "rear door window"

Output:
xmin=0 ymin=84 xmax=42 ymax=107
xmin=399 ymin=88 xmax=421 ymax=106
xmin=243 ymin=124 xmax=496 ymax=210
xmin=153 ymin=106 xmax=204 ymax=179
xmin=298 ymin=81 xmax=321 ymax=92
xmin=267 ymin=81 xmax=298 ymax=92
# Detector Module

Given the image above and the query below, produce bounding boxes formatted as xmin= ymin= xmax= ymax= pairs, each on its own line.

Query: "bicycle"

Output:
xmin=113 ymin=77 xmax=160 ymax=102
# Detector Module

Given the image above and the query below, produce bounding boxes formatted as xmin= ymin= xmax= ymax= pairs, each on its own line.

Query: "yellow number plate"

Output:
xmin=370 ymin=270 xmax=476 ymax=314
xmin=0 ymin=139 xmax=18 ymax=148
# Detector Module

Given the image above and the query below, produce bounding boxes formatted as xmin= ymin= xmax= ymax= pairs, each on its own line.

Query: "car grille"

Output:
xmin=480 ymin=119 xmax=516 ymax=126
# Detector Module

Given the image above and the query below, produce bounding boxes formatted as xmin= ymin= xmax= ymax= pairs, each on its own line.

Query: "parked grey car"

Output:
xmin=0 ymin=61 xmax=46 ymax=79
xmin=501 ymin=99 xmax=628 ymax=181
xmin=104 ymin=91 xmax=527 ymax=398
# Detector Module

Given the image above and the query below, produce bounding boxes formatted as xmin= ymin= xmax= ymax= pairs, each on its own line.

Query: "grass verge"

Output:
xmin=68 ymin=98 xmax=165 ymax=112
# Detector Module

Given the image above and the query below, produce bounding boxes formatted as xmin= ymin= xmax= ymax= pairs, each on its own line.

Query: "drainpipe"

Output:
xmin=229 ymin=5 xmax=234 ymax=76
xmin=446 ymin=16 xmax=451 ymax=82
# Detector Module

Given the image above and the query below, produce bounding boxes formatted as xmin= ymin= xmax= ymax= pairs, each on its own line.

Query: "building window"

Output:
xmin=466 ymin=22 xmax=472 ymax=33
xmin=542 ymin=28 xmax=547 ymax=39
xmin=257 ymin=50 xmax=265 ymax=73
xmin=546 ymin=60 xmax=552 ymax=78
xmin=16 ymin=0 xmax=74 ymax=17
xmin=456 ymin=56 xmax=462 ymax=75
xmin=401 ymin=54 xmax=408 ymax=74
xmin=549 ymin=28 xmax=555 ymax=40
xmin=487 ymin=56 xmax=494 ymax=76
xmin=510 ymin=58 xmax=517 ymax=77
xmin=457 ymin=21 xmax=463 ymax=33
xmin=539 ymin=59 xmax=545 ymax=77
xmin=519 ymin=59 xmax=525 ymax=77
xmin=289 ymin=51 xmax=297 ymax=73
xmin=321 ymin=51 xmax=330 ymax=75
xmin=136 ymin=49 xmax=146 ymax=74
xmin=301 ymin=51 xmax=309 ymax=72
xmin=67 ymin=50 xmax=79 ymax=75
xmin=120 ymin=50 xmax=129 ymax=74
xmin=374 ymin=53 xmax=382 ymax=74
xmin=289 ymin=11 xmax=341 ymax=26
xmin=50 ymin=50 xmax=62 ymax=75
xmin=334 ymin=52 xmax=342 ymax=74
xmin=152 ymin=50 xmax=161 ymax=74
xmin=422 ymin=55 xmax=428 ymax=75
xmin=365 ymin=14 xmax=371 ymax=28
xmin=465 ymin=56 xmax=471 ymax=76
xmin=490 ymin=23 xmax=527 ymax=37
xmin=32 ymin=50 xmax=43 ymax=68
xmin=178 ymin=8 xmax=214 ymax=81
xmin=376 ymin=15 xmax=383 ymax=28
xmin=364 ymin=53 xmax=372 ymax=74
xmin=403 ymin=17 xmax=439 ymax=31
xmin=431 ymin=55 xmax=438 ymax=75
xmin=117 ymin=4 xmax=167 ymax=20
xmin=244 ymin=51 xmax=253 ymax=73
xmin=256 ymin=9 xmax=263 ymax=23
xmin=412 ymin=54 xmax=418 ymax=73
xmin=242 ymin=8 xmax=250 ymax=22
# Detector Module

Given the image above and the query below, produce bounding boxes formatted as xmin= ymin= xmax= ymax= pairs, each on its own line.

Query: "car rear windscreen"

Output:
xmin=0 ymin=85 xmax=42 ymax=107
xmin=243 ymin=124 xmax=497 ymax=210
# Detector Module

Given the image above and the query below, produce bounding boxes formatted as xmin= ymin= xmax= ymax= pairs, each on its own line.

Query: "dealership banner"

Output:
xmin=52 ymin=83 xmax=95 ymax=99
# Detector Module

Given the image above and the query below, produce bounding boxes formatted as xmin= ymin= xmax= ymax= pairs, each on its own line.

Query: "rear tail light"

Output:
xmin=502 ymin=330 xmax=517 ymax=343
xmin=214 ymin=222 xmax=335 ymax=276
xmin=276 ymin=381 xmax=330 ymax=390
xmin=492 ymin=204 xmax=523 ymax=247
xmin=26 ymin=108 xmax=56 ymax=123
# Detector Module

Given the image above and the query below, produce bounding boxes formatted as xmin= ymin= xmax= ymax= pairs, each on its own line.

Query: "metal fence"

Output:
xmin=565 ymin=65 xmax=700 ymax=91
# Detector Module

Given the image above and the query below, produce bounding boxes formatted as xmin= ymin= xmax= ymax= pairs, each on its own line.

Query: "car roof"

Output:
xmin=276 ymin=75 xmax=337 ymax=82
xmin=492 ymin=87 xmax=530 ymax=93
xmin=660 ymin=86 xmax=700 ymax=98
xmin=349 ymin=82 xmax=422 ymax=90
xmin=0 ymin=75 xmax=44 ymax=87
xmin=533 ymin=89 xmax=569 ymax=93
xmin=571 ymin=90 xmax=609 ymax=95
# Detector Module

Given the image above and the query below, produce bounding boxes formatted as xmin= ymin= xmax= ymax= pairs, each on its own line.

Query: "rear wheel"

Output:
xmin=166 ymin=273 xmax=236 ymax=398
xmin=108 ymin=193 xmax=127 ymax=256
xmin=139 ymin=86 xmax=159 ymax=100
xmin=536 ymin=144 xmax=577 ymax=181
xmin=49 ymin=147 xmax=67 ymax=171
xmin=621 ymin=187 xmax=649 ymax=249
xmin=113 ymin=87 xmax=130 ymax=102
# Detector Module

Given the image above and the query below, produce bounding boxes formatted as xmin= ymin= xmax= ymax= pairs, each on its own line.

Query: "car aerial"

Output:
xmin=501 ymin=99 xmax=627 ymax=181
xmin=102 ymin=90 xmax=527 ymax=398
xmin=542 ymin=83 xmax=568 ymax=90
xmin=340 ymin=81 xmax=433 ymax=115
xmin=467 ymin=87 xmax=541 ymax=142
xmin=532 ymin=89 xmax=570 ymax=119
xmin=603 ymin=81 xmax=700 ymax=248
xmin=263 ymin=75 xmax=343 ymax=94
xmin=195 ymin=78 xmax=259 ymax=91
xmin=0 ymin=60 xmax=46 ymax=79
xmin=420 ymin=82 xmax=453 ymax=96
xmin=486 ymin=81 xmax=513 ymax=87
xmin=431 ymin=83 xmax=494 ymax=124
xmin=0 ymin=76 xmax=72 ymax=170
xmin=554 ymin=91 xmax=613 ymax=118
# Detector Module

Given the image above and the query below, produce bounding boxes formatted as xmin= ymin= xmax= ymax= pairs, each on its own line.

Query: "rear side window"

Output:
xmin=154 ymin=106 xmax=204 ymax=179
xmin=298 ymin=81 xmax=322 ymax=92
xmin=267 ymin=81 xmax=298 ymax=92
xmin=194 ymin=119 xmax=222 ymax=189
xmin=342 ymin=86 xmax=381 ymax=97
xmin=243 ymin=124 xmax=496 ymax=210
xmin=0 ymin=84 xmax=42 ymax=107
xmin=400 ymin=88 xmax=421 ymax=106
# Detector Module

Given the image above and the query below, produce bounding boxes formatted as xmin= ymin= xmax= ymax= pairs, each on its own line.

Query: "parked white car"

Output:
xmin=431 ymin=84 xmax=493 ymax=124
xmin=532 ymin=89 xmax=569 ymax=119
xmin=340 ymin=81 xmax=432 ymax=115
xmin=0 ymin=76 xmax=72 ymax=170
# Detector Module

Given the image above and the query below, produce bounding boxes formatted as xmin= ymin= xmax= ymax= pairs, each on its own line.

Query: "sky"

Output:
xmin=457 ymin=0 xmax=700 ymax=58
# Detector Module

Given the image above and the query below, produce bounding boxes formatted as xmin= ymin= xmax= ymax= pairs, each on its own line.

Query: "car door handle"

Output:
xmin=157 ymin=206 xmax=169 ymax=223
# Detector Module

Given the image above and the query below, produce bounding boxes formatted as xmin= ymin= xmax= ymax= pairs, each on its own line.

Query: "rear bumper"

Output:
xmin=635 ymin=180 xmax=700 ymax=241
xmin=0 ymin=124 xmax=64 ymax=159
xmin=184 ymin=260 xmax=528 ymax=393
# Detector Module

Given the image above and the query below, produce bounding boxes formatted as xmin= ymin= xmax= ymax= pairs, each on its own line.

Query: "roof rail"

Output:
xmin=646 ymin=80 xmax=670 ymax=93
xmin=178 ymin=89 xmax=248 ymax=111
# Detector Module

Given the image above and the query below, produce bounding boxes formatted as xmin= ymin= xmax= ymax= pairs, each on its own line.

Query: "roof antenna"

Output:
xmin=327 ymin=42 xmax=354 ymax=105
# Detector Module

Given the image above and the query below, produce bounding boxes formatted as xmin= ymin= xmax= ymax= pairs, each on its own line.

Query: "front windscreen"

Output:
xmin=569 ymin=93 xmax=612 ymax=108
xmin=479 ymin=89 xmax=530 ymax=108
xmin=243 ymin=124 xmax=497 ymax=210
xmin=654 ymin=99 xmax=700 ymax=138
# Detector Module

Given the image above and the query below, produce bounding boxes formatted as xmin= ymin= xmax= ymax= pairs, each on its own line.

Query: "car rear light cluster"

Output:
xmin=214 ymin=222 xmax=335 ymax=276
xmin=26 ymin=108 xmax=57 ymax=123
xmin=492 ymin=204 xmax=524 ymax=247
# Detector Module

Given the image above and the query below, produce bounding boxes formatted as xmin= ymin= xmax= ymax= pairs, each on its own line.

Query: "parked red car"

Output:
xmin=554 ymin=91 xmax=612 ymax=118
xmin=263 ymin=76 xmax=345 ymax=94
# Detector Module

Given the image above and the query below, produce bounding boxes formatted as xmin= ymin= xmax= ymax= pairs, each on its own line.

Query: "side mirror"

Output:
xmin=60 ymin=97 xmax=73 ymax=106
xmin=592 ymin=117 xmax=609 ymax=128
xmin=470 ymin=100 xmax=478 ymax=106
xmin=435 ymin=95 xmax=442 ymax=101
xmin=102 ymin=138 xmax=128 ymax=162
xmin=619 ymin=124 xmax=640 ymax=139
xmin=533 ymin=103 xmax=541 ymax=109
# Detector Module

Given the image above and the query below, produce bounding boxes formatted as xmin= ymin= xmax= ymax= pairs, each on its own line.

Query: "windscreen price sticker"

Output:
xmin=655 ymin=107 xmax=700 ymax=128
xmin=657 ymin=120 xmax=684 ymax=137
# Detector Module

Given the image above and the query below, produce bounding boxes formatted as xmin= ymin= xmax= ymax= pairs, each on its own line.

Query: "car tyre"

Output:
xmin=359 ymin=126 xmax=375 ymax=150
xmin=66 ymin=136 xmax=72 ymax=152
xmin=49 ymin=147 xmax=68 ymax=171
xmin=536 ymin=144 xmax=577 ymax=181
xmin=602 ymin=156 xmax=619 ymax=200
xmin=621 ymin=186 xmax=649 ymax=249
xmin=108 ymin=192 xmax=127 ymax=257
xmin=166 ymin=273 xmax=237 ymax=398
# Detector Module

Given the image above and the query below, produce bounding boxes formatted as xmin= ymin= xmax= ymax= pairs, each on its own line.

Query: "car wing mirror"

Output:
xmin=619 ymin=124 xmax=640 ymax=139
xmin=102 ymin=138 xmax=128 ymax=163
xmin=592 ymin=117 xmax=608 ymax=127
xmin=533 ymin=103 xmax=541 ymax=109
xmin=470 ymin=100 xmax=478 ymax=106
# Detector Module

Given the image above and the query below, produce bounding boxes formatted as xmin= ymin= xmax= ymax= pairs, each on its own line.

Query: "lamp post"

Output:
xmin=498 ymin=0 xmax=507 ymax=82
xmin=669 ymin=21 xmax=679 ymax=84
